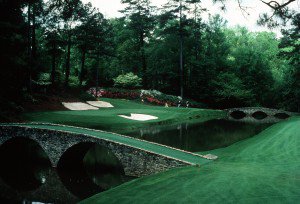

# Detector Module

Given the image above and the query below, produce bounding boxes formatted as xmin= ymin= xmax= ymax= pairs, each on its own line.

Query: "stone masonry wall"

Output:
xmin=0 ymin=126 xmax=190 ymax=177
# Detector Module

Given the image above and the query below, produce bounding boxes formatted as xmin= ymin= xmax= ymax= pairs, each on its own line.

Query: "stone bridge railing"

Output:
xmin=0 ymin=125 xmax=192 ymax=177
xmin=226 ymin=107 xmax=298 ymax=123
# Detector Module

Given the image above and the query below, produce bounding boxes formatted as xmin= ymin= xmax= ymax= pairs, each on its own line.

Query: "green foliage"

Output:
xmin=277 ymin=14 xmax=300 ymax=112
xmin=211 ymin=72 xmax=254 ymax=107
xmin=1 ymin=0 xmax=298 ymax=113
xmin=68 ymin=76 xmax=80 ymax=88
xmin=36 ymin=73 xmax=51 ymax=85
xmin=113 ymin=72 xmax=142 ymax=89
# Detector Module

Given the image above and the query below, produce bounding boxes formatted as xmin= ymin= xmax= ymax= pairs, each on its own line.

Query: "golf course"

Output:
xmin=80 ymin=116 xmax=300 ymax=204
xmin=23 ymin=98 xmax=226 ymax=133
xmin=1 ymin=0 xmax=299 ymax=202
xmin=17 ymin=98 xmax=300 ymax=203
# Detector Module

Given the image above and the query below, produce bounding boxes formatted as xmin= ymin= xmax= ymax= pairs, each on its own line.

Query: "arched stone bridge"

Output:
xmin=226 ymin=107 xmax=298 ymax=123
xmin=0 ymin=123 xmax=211 ymax=177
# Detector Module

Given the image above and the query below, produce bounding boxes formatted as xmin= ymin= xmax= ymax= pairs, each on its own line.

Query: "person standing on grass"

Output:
xmin=178 ymin=100 xmax=181 ymax=107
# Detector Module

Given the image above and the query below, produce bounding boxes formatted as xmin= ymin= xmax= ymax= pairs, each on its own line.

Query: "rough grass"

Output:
xmin=23 ymin=98 xmax=225 ymax=133
xmin=80 ymin=117 xmax=300 ymax=204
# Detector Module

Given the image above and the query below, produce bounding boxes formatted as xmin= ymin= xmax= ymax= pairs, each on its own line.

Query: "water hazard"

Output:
xmin=0 ymin=118 xmax=275 ymax=203
xmin=125 ymin=119 xmax=272 ymax=152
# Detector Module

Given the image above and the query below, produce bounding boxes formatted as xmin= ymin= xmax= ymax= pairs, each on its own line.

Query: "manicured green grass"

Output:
xmin=23 ymin=98 xmax=225 ymax=133
xmin=80 ymin=117 xmax=300 ymax=204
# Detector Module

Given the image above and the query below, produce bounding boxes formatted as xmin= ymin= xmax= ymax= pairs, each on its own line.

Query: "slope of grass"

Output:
xmin=80 ymin=117 xmax=300 ymax=204
xmin=23 ymin=98 xmax=225 ymax=133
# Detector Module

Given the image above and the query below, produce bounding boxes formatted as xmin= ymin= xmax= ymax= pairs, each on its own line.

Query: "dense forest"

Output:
xmin=0 ymin=0 xmax=299 ymax=117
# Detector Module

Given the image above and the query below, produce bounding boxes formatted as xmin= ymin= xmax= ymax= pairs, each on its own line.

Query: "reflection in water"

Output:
xmin=126 ymin=119 xmax=273 ymax=152
xmin=0 ymin=138 xmax=51 ymax=191
xmin=84 ymin=145 xmax=130 ymax=190
xmin=0 ymin=140 xmax=129 ymax=203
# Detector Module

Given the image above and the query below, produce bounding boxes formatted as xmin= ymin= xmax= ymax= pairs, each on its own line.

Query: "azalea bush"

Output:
xmin=87 ymin=87 xmax=206 ymax=108
xmin=88 ymin=87 xmax=140 ymax=99
xmin=141 ymin=89 xmax=178 ymax=106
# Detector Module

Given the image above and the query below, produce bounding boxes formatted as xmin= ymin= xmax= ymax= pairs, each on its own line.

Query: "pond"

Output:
xmin=0 ymin=118 xmax=274 ymax=203
xmin=124 ymin=118 xmax=272 ymax=152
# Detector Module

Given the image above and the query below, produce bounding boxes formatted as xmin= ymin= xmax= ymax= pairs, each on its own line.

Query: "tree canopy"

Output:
xmin=0 ymin=0 xmax=299 ymax=113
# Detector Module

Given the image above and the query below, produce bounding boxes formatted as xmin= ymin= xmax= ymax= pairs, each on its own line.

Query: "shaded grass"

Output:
xmin=23 ymin=98 xmax=225 ymax=133
xmin=80 ymin=117 xmax=300 ymax=204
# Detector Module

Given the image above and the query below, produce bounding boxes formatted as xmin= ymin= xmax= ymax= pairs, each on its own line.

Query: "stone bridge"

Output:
xmin=226 ymin=107 xmax=298 ymax=123
xmin=0 ymin=123 xmax=211 ymax=177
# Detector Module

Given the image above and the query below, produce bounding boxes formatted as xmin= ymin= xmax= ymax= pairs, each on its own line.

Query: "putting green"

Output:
xmin=80 ymin=117 xmax=300 ymax=204
xmin=23 ymin=98 xmax=225 ymax=133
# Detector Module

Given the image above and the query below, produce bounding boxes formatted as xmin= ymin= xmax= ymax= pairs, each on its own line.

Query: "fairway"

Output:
xmin=23 ymin=98 xmax=225 ymax=133
xmin=80 ymin=117 xmax=300 ymax=204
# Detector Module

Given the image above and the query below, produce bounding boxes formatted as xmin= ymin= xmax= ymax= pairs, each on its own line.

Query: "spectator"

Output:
xmin=186 ymin=101 xmax=190 ymax=108
xmin=178 ymin=100 xmax=181 ymax=107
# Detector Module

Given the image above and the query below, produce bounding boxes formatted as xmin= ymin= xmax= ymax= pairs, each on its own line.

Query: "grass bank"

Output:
xmin=81 ymin=117 xmax=300 ymax=204
xmin=23 ymin=98 xmax=225 ymax=133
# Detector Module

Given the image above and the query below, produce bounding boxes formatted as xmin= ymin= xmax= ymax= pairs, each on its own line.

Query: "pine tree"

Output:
xmin=121 ymin=0 xmax=155 ymax=87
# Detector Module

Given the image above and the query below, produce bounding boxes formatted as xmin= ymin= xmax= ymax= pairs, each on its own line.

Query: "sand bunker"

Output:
xmin=62 ymin=102 xmax=99 ymax=110
xmin=202 ymin=154 xmax=218 ymax=160
xmin=87 ymin=101 xmax=114 ymax=108
xmin=119 ymin=114 xmax=158 ymax=121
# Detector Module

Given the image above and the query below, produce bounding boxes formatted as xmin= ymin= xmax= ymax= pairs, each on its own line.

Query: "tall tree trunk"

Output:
xmin=95 ymin=53 xmax=100 ymax=97
xmin=30 ymin=3 xmax=37 ymax=92
xmin=140 ymin=32 xmax=147 ymax=88
xmin=65 ymin=31 xmax=71 ymax=88
xmin=51 ymin=43 xmax=56 ymax=88
xmin=27 ymin=2 xmax=32 ymax=92
xmin=79 ymin=49 xmax=86 ymax=85
xmin=179 ymin=0 xmax=184 ymax=99
xmin=32 ymin=4 xmax=37 ymax=61
xmin=180 ymin=34 xmax=183 ymax=98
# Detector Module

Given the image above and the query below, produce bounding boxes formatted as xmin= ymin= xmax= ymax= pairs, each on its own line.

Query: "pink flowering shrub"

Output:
xmin=87 ymin=87 xmax=206 ymax=108
xmin=87 ymin=88 xmax=139 ymax=99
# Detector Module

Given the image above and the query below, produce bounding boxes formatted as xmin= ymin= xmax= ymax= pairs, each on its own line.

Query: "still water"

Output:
xmin=125 ymin=119 xmax=272 ymax=152
xmin=0 ymin=118 xmax=273 ymax=203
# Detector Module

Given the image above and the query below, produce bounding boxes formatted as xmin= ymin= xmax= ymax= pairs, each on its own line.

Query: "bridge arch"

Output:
xmin=57 ymin=142 xmax=95 ymax=171
xmin=57 ymin=142 xmax=125 ymax=198
xmin=230 ymin=110 xmax=247 ymax=119
xmin=252 ymin=111 xmax=268 ymax=120
xmin=0 ymin=137 xmax=51 ymax=191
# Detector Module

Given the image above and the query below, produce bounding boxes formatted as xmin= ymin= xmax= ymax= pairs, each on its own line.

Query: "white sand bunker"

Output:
xmin=62 ymin=102 xmax=99 ymax=110
xmin=119 ymin=114 xmax=158 ymax=121
xmin=87 ymin=101 xmax=114 ymax=108
xmin=202 ymin=154 xmax=218 ymax=160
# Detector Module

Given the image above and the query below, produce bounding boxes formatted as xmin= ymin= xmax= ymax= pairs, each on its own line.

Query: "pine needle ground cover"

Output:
xmin=81 ymin=117 xmax=300 ymax=204
xmin=23 ymin=98 xmax=225 ymax=133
